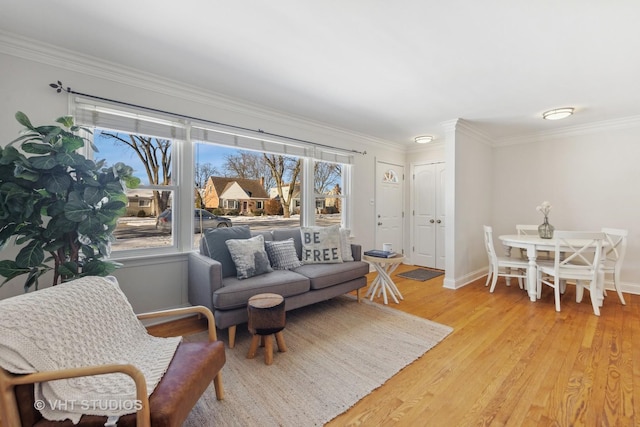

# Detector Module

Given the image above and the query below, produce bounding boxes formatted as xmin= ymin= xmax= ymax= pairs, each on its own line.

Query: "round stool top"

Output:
xmin=248 ymin=293 xmax=284 ymax=309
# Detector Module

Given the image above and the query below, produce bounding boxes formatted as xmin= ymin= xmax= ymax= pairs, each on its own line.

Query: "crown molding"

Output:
xmin=495 ymin=115 xmax=640 ymax=146
xmin=0 ymin=30 xmax=401 ymax=153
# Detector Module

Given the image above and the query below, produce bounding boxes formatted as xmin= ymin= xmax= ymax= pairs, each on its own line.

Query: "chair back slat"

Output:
xmin=553 ymin=231 xmax=604 ymax=271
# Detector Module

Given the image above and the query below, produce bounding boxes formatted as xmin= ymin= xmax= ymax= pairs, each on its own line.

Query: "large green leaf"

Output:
xmin=15 ymin=111 xmax=35 ymax=130
xmin=83 ymin=186 xmax=105 ymax=205
xmin=64 ymin=193 xmax=91 ymax=222
xmin=29 ymin=155 xmax=58 ymax=170
xmin=13 ymin=165 xmax=40 ymax=182
xmin=0 ymin=260 xmax=30 ymax=286
xmin=22 ymin=142 xmax=55 ymax=154
xmin=15 ymin=241 xmax=44 ymax=268
xmin=60 ymin=135 xmax=85 ymax=152
xmin=44 ymin=173 xmax=72 ymax=194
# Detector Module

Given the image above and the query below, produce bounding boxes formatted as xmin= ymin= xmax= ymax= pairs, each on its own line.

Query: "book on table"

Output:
xmin=364 ymin=249 xmax=397 ymax=258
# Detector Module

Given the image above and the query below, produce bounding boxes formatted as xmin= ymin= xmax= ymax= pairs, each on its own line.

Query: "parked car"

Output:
xmin=156 ymin=208 xmax=232 ymax=233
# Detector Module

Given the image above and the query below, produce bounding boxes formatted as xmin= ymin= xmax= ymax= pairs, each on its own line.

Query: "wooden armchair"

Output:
xmin=0 ymin=279 xmax=225 ymax=427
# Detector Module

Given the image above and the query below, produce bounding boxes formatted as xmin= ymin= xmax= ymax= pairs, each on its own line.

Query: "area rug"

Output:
xmin=396 ymin=268 xmax=444 ymax=282
xmin=183 ymin=295 xmax=452 ymax=426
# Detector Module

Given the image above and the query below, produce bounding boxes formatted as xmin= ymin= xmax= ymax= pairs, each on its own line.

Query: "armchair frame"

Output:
xmin=0 ymin=305 xmax=223 ymax=427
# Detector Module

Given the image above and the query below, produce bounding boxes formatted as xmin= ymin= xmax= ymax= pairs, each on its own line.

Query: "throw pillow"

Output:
xmin=339 ymin=227 xmax=354 ymax=262
xmin=300 ymin=225 xmax=343 ymax=264
xmin=225 ymin=234 xmax=273 ymax=279
xmin=201 ymin=225 xmax=251 ymax=278
xmin=265 ymin=238 xmax=303 ymax=270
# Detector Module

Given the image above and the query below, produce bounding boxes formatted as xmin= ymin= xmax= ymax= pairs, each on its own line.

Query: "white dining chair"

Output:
xmin=536 ymin=231 xmax=604 ymax=315
xmin=515 ymin=224 xmax=553 ymax=260
xmin=483 ymin=225 xmax=528 ymax=293
xmin=601 ymin=228 xmax=628 ymax=305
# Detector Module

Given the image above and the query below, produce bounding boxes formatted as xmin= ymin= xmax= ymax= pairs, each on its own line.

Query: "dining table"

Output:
xmin=498 ymin=234 xmax=606 ymax=305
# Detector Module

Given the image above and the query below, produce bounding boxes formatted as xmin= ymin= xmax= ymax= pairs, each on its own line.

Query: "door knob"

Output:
xmin=436 ymin=219 xmax=442 ymax=223
xmin=430 ymin=219 xmax=435 ymax=223
xmin=378 ymin=222 xmax=382 ymax=225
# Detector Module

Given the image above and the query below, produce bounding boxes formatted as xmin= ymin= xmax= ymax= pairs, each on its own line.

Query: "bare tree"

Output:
xmin=314 ymin=162 xmax=341 ymax=194
xmin=223 ymin=151 xmax=276 ymax=192
xmin=99 ymin=131 xmax=171 ymax=214
xmin=195 ymin=162 xmax=220 ymax=188
xmin=264 ymin=154 xmax=301 ymax=218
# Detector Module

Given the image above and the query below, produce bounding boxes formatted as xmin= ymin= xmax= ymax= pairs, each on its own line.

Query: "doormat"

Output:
xmin=396 ymin=268 xmax=444 ymax=281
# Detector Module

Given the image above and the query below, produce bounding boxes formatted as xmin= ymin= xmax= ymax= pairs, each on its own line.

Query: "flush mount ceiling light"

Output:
xmin=542 ymin=107 xmax=574 ymax=121
xmin=414 ymin=135 xmax=434 ymax=144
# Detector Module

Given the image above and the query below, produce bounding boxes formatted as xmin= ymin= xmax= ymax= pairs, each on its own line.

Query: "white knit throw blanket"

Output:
xmin=0 ymin=276 xmax=181 ymax=424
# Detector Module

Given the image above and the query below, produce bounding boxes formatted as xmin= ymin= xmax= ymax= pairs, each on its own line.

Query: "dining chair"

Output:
xmin=515 ymin=224 xmax=553 ymax=260
xmin=483 ymin=225 xmax=528 ymax=293
xmin=536 ymin=231 xmax=604 ymax=315
xmin=601 ymin=227 xmax=628 ymax=305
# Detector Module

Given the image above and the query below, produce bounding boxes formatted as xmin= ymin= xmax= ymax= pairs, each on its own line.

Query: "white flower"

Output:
xmin=536 ymin=201 xmax=552 ymax=217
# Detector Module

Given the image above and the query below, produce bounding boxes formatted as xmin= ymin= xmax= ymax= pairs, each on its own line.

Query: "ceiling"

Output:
xmin=2 ymin=1 xmax=640 ymax=145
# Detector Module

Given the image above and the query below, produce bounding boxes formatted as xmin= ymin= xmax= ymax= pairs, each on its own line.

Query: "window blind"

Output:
xmin=73 ymin=97 xmax=355 ymax=164
xmin=73 ymin=98 xmax=187 ymax=140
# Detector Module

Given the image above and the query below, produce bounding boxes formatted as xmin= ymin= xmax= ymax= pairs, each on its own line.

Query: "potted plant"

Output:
xmin=0 ymin=112 xmax=140 ymax=291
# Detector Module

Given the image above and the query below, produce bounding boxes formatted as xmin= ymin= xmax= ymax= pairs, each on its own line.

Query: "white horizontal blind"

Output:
xmin=73 ymin=97 xmax=187 ymax=140
xmin=73 ymin=97 xmax=355 ymax=164
xmin=191 ymin=123 xmax=355 ymax=164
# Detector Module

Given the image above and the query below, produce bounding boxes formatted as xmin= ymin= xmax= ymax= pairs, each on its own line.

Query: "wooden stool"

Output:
xmin=246 ymin=293 xmax=287 ymax=365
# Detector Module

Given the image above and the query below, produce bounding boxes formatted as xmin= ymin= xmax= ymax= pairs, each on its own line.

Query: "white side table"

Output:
xmin=363 ymin=254 xmax=405 ymax=304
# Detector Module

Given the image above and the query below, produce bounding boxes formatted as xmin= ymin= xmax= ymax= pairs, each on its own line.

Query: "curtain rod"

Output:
xmin=49 ymin=81 xmax=366 ymax=156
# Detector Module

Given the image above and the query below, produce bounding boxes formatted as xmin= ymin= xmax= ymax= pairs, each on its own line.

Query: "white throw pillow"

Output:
xmin=300 ymin=225 xmax=343 ymax=264
xmin=339 ymin=227 xmax=354 ymax=262
xmin=225 ymin=234 xmax=273 ymax=279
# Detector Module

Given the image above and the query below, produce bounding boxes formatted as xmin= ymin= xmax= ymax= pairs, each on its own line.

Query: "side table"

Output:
xmin=363 ymin=254 xmax=405 ymax=304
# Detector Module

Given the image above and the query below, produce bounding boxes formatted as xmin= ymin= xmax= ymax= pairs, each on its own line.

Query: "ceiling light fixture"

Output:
xmin=414 ymin=135 xmax=434 ymax=144
xmin=542 ymin=107 xmax=574 ymax=121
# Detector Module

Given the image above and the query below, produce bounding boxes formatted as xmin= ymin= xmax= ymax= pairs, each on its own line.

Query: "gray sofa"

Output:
xmin=188 ymin=225 xmax=369 ymax=347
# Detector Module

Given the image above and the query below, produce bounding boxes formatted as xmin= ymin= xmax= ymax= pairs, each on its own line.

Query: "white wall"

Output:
xmin=447 ymin=121 xmax=494 ymax=288
xmin=0 ymin=39 xmax=403 ymax=310
xmin=491 ymin=122 xmax=640 ymax=292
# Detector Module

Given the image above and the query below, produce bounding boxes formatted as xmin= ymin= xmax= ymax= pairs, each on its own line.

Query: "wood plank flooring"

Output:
xmin=13 ymin=264 xmax=636 ymax=427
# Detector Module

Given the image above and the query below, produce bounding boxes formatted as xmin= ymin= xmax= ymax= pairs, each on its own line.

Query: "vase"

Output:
xmin=538 ymin=216 xmax=554 ymax=239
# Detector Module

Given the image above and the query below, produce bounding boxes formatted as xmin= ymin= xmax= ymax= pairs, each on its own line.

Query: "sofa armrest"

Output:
xmin=188 ymin=252 xmax=224 ymax=312
xmin=351 ymin=243 xmax=363 ymax=261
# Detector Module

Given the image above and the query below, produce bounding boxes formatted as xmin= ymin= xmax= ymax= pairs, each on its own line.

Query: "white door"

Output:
xmin=412 ymin=162 xmax=445 ymax=269
xmin=375 ymin=161 xmax=404 ymax=254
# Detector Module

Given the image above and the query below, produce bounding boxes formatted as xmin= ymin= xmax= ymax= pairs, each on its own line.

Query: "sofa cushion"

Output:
xmin=300 ymin=225 xmax=343 ymax=264
xmin=226 ymin=234 xmax=273 ymax=279
xmin=213 ymin=270 xmax=310 ymax=310
xmin=265 ymin=238 xmax=303 ymax=270
xmin=293 ymin=261 xmax=370 ymax=290
xmin=201 ymin=225 xmax=251 ymax=278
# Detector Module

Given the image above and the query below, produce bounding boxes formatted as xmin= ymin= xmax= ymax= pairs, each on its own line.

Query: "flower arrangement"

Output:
xmin=536 ymin=201 xmax=554 ymax=238
xmin=536 ymin=201 xmax=552 ymax=218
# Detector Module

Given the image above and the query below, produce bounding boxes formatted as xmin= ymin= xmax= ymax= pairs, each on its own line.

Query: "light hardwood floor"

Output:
xmin=97 ymin=265 xmax=640 ymax=426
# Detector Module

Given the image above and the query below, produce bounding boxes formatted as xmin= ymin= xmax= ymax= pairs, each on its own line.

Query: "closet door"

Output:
xmin=412 ymin=162 xmax=445 ymax=269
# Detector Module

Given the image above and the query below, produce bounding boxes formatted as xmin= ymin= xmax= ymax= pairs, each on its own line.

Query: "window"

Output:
xmin=92 ymin=129 xmax=177 ymax=252
xmin=73 ymin=97 xmax=354 ymax=256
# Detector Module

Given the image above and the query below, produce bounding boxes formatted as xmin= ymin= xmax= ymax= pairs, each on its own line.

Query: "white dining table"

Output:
xmin=498 ymin=234 xmax=606 ymax=304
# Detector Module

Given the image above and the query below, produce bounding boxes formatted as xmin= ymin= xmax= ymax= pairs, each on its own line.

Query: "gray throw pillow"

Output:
xmin=225 ymin=234 xmax=273 ymax=279
xmin=201 ymin=225 xmax=251 ymax=278
xmin=300 ymin=225 xmax=343 ymax=264
xmin=265 ymin=238 xmax=303 ymax=270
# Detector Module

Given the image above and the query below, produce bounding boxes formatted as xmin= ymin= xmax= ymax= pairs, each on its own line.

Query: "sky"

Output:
xmin=93 ymin=131 xmax=240 ymax=185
